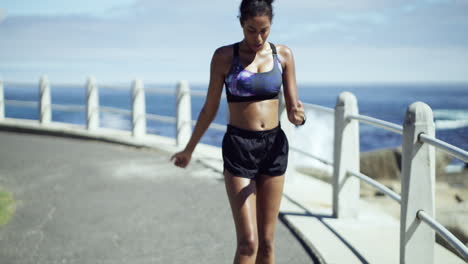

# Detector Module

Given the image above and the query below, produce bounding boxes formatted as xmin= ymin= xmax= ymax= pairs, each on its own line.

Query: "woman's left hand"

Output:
xmin=288 ymin=100 xmax=306 ymax=126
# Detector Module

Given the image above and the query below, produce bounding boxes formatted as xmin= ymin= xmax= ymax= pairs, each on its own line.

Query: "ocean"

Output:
xmin=3 ymin=82 xmax=468 ymax=164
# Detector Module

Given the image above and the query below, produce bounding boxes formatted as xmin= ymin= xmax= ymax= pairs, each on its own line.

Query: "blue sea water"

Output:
xmin=3 ymin=82 xmax=468 ymax=154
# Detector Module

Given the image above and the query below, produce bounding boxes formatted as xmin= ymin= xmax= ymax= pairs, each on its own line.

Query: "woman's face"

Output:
xmin=241 ymin=15 xmax=271 ymax=52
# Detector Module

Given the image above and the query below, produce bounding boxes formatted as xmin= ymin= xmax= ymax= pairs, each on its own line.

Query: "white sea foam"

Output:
xmin=100 ymin=112 xmax=131 ymax=130
xmin=290 ymin=107 xmax=334 ymax=172
xmin=435 ymin=119 xmax=468 ymax=130
xmin=433 ymin=109 xmax=468 ymax=120
xmin=433 ymin=109 xmax=468 ymax=130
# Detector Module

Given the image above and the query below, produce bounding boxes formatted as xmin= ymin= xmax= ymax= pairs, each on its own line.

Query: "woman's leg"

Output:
xmin=224 ymin=169 xmax=259 ymax=264
xmin=255 ymin=174 xmax=285 ymax=264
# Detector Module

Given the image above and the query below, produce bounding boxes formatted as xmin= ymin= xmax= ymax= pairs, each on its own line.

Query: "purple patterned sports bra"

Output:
xmin=224 ymin=42 xmax=283 ymax=103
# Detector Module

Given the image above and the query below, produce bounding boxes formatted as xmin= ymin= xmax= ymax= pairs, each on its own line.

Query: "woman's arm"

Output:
xmin=278 ymin=45 xmax=305 ymax=126
xmin=171 ymin=47 xmax=228 ymax=168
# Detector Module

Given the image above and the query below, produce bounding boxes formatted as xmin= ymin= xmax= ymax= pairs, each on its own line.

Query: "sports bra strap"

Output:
xmin=233 ymin=43 xmax=239 ymax=57
xmin=269 ymin=42 xmax=277 ymax=55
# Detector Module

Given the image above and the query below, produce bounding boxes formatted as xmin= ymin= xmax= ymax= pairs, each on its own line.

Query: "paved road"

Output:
xmin=0 ymin=131 xmax=313 ymax=264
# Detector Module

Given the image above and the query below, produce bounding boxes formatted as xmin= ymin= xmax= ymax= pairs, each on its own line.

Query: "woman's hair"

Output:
xmin=238 ymin=0 xmax=274 ymax=24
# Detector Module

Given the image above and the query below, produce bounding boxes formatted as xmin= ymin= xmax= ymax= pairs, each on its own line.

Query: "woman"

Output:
xmin=170 ymin=0 xmax=305 ymax=263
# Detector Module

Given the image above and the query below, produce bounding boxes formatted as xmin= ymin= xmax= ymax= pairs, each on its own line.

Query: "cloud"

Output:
xmin=1 ymin=0 xmax=135 ymax=17
xmin=1 ymin=0 xmax=467 ymax=84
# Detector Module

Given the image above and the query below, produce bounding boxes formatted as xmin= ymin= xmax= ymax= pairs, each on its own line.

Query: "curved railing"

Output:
xmin=1 ymin=77 xmax=467 ymax=263
xmin=286 ymin=92 xmax=467 ymax=262
xmin=0 ymin=77 xmax=227 ymax=144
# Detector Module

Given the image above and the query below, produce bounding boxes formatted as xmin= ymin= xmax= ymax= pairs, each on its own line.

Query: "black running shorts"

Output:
xmin=222 ymin=122 xmax=289 ymax=179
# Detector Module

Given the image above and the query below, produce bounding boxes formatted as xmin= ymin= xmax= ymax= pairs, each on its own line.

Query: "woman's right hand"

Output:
xmin=170 ymin=149 xmax=192 ymax=168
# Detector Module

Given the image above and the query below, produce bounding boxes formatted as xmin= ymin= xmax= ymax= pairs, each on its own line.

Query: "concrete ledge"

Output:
xmin=0 ymin=118 xmax=221 ymax=166
xmin=282 ymin=172 xmax=466 ymax=264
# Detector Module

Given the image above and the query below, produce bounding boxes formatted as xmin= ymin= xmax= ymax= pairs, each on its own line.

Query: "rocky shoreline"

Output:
xmin=296 ymin=147 xmax=467 ymax=259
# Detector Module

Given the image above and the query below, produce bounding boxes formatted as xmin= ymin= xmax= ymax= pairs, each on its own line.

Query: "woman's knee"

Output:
xmin=258 ymin=237 xmax=274 ymax=256
xmin=237 ymin=236 xmax=258 ymax=256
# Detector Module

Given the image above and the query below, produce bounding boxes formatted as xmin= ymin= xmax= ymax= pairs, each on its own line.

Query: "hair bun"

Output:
xmin=239 ymin=0 xmax=275 ymax=22
xmin=243 ymin=0 xmax=274 ymax=4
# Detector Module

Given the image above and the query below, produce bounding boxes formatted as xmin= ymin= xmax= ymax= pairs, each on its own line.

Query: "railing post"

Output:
xmin=333 ymin=92 xmax=360 ymax=218
xmin=176 ymin=80 xmax=191 ymax=147
xmin=279 ymin=88 xmax=296 ymax=179
xmin=86 ymin=76 xmax=99 ymax=130
xmin=400 ymin=102 xmax=435 ymax=264
xmin=39 ymin=75 xmax=51 ymax=124
xmin=132 ymin=79 xmax=146 ymax=138
xmin=0 ymin=79 xmax=4 ymax=120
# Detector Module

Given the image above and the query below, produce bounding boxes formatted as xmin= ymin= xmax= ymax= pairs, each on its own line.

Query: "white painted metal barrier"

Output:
xmin=86 ymin=76 xmax=99 ymax=131
xmin=333 ymin=94 xmax=467 ymax=263
xmin=176 ymin=80 xmax=192 ymax=147
xmin=333 ymin=92 xmax=360 ymax=218
xmin=400 ymin=102 xmax=436 ymax=264
xmin=0 ymin=77 xmax=206 ymax=143
xmin=39 ymin=76 xmax=51 ymax=124
xmin=288 ymin=91 xmax=467 ymax=262
xmin=132 ymin=79 xmax=146 ymax=138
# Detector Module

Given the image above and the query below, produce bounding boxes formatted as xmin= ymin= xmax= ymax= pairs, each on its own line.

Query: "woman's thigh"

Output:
xmin=223 ymin=169 xmax=258 ymax=241
xmin=255 ymin=174 xmax=285 ymax=241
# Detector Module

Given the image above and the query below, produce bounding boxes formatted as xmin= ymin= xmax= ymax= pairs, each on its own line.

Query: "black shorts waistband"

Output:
xmin=226 ymin=122 xmax=281 ymax=138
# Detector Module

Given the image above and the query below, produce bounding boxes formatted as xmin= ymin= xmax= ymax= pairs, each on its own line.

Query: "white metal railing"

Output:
xmin=419 ymin=133 xmax=468 ymax=162
xmin=333 ymin=94 xmax=467 ymax=263
xmin=347 ymin=170 xmax=402 ymax=203
xmin=347 ymin=114 xmax=403 ymax=134
xmin=146 ymin=113 xmax=176 ymax=124
xmin=51 ymin=104 xmax=86 ymax=112
xmin=3 ymin=100 xmax=38 ymax=108
xmin=287 ymin=92 xmax=467 ymax=263
xmin=302 ymin=102 xmax=335 ymax=114
xmin=146 ymin=87 xmax=175 ymax=95
xmin=100 ymin=106 xmax=132 ymax=116
xmin=99 ymin=84 xmax=132 ymax=91
xmin=289 ymin=146 xmax=333 ymax=166
xmin=1 ymin=76 xmax=226 ymax=146
xmin=417 ymin=210 xmax=468 ymax=260
xmin=1 ymin=77 xmax=467 ymax=263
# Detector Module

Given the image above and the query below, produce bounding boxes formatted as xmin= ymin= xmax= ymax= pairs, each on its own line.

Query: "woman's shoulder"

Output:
xmin=273 ymin=44 xmax=293 ymax=57
xmin=210 ymin=44 xmax=237 ymax=76
xmin=272 ymin=43 xmax=294 ymax=64
xmin=214 ymin=43 xmax=237 ymax=58
xmin=211 ymin=43 xmax=236 ymax=67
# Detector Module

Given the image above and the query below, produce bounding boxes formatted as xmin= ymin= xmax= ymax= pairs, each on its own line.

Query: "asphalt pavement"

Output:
xmin=0 ymin=131 xmax=313 ymax=264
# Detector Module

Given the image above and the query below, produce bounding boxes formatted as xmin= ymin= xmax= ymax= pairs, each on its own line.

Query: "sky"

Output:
xmin=1 ymin=0 xmax=468 ymax=85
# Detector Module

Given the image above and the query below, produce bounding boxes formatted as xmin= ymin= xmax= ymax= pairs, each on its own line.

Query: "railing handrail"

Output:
xmin=146 ymin=113 xmax=176 ymax=124
xmin=417 ymin=210 xmax=468 ymax=261
xmin=302 ymin=102 xmax=335 ymax=114
xmin=145 ymin=88 xmax=175 ymax=95
xmin=419 ymin=133 xmax=468 ymax=162
xmin=5 ymin=99 xmax=38 ymax=108
xmin=5 ymin=84 xmax=466 ymax=169
xmin=347 ymin=170 xmax=402 ymax=204
xmin=51 ymin=103 xmax=86 ymax=112
xmin=289 ymin=146 xmax=334 ymax=166
xmin=100 ymin=106 xmax=132 ymax=116
xmin=347 ymin=114 xmax=403 ymax=134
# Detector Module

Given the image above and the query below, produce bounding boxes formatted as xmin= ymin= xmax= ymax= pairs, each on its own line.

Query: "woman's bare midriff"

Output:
xmin=227 ymin=97 xmax=280 ymax=131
